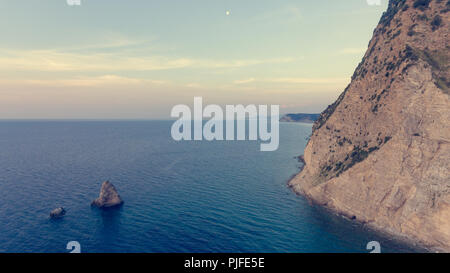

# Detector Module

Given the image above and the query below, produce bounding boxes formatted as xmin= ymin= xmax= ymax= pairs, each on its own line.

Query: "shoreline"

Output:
xmin=287 ymin=158 xmax=433 ymax=253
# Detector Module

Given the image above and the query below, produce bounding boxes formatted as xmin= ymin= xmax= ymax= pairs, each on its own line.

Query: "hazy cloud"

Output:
xmin=0 ymin=48 xmax=295 ymax=72
xmin=233 ymin=77 xmax=349 ymax=85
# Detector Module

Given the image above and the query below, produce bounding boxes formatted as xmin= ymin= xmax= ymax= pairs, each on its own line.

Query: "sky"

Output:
xmin=0 ymin=0 xmax=388 ymax=119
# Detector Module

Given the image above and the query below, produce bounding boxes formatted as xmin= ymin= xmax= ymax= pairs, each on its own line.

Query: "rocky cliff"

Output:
xmin=289 ymin=0 xmax=449 ymax=252
xmin=92 ymin=181 xmax=124 ymax=208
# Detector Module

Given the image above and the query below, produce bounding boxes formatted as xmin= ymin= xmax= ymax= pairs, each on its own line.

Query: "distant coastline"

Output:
xmin=279 ymin=113 xmax=320 ymax=123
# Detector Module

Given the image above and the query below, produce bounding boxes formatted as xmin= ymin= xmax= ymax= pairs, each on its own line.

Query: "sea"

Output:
xmin=0 ymin=121 xmax=418 ymax=253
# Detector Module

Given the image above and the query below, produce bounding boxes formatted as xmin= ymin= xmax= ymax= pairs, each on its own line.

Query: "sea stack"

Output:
xmin=290 ymin=0 xmax=449 ymax=252
xmin=91 ymin=181 xmax=124 ymax=208
xmin=50 ymin=207 xmax=66 ymax=219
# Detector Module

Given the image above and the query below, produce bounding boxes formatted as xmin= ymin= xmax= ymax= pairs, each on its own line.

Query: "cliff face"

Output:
xmin=289 ymin=0 xmax=449 ymax=252
xmin=92 ymin=181 xmax=124 ymax=208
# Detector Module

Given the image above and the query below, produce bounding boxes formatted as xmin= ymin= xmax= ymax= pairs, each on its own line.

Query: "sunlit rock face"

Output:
xmin=91 ymin=181 xmax=124 ymax=208
xmin=50 ymin=207 xmax=66 ymax=219
xmin=290 ymin=0 xmax=449 ymax=252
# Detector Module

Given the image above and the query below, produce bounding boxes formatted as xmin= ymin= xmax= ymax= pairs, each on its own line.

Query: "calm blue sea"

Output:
xmin=0 ymin=121 xmax=416 ymax=253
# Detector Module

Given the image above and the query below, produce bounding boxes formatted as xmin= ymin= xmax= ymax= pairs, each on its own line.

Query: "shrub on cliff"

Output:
xmin=413 ymin=0 xmax=431 ymax=10
xmin=431 ymin=15 xmax=443 ymax=31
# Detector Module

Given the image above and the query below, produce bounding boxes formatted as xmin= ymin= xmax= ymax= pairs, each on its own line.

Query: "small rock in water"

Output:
xmin=91 ymin=181 xmax=124 ymax=208
xmin=50 ymin=207 xmax=66 ymax=219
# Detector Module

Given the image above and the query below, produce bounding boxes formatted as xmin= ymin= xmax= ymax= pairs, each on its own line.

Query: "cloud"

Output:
xmin=0 ymin=48 xmax=295 ymax=72
xmin=232 ymin=77 xmax=349 ymax=85
xmin=185 ymin=82 xmax=202 ymax=88
xmin=0 ymin=49 xmax=192 ymax=71
xmin=233 ymin=78 xmax=256 ymax=85
xmin=0 ymin=75 xmax=166 ymax=87
xmin=267 ymin=77 xmax=349 ymax=84
xmin=62 ymin=36 xmax=146 ymax=52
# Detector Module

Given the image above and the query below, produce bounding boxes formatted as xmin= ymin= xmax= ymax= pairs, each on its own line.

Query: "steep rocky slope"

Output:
xmin=289 ymin=0 xmax=449 ymax=252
